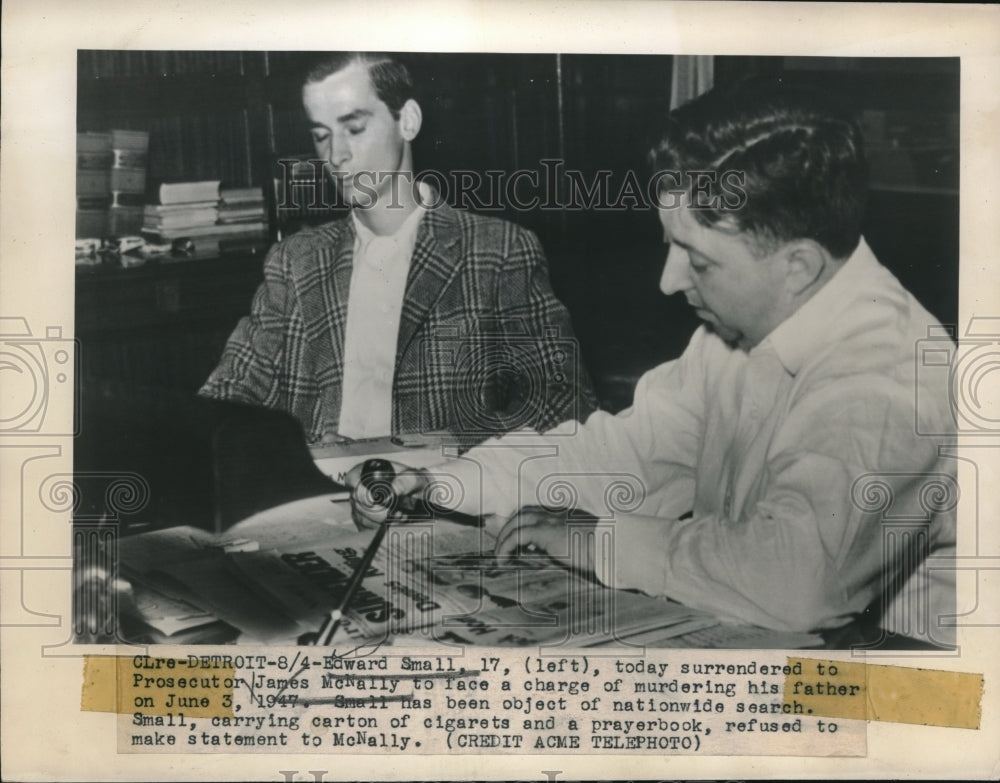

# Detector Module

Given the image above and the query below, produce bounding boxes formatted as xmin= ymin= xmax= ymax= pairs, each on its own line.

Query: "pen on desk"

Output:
xmin=314 ymin=518 xmax=389 ymax=645
xmin=312 ymin=459 xmax=400 ymax=646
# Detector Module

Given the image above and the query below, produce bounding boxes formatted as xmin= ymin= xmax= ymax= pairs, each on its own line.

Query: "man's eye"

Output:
xmin=347 ymin=125 xmax=367 ymax=136
xmin=688 ymin=253 xmax=711 ymax=274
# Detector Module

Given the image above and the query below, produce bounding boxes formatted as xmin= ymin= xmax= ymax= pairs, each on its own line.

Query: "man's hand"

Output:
xmin=494 ymin=506 xmax=598 ymax=574
xmin=345 ymin=460 xmax=430 ymax=531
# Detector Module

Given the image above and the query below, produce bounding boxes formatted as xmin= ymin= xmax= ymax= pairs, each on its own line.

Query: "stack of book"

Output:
xmin=218 ymin=186 xmax=266 ymax=226
xmin=142 ymin=180 xmax=267 ymax=255
xmin=76 ymin=132 xmax=112 ymax=238
xmin=76 ymin=129 xmax=151 ymax=238
xmin=108 ymin=130 xmax=150 ymax=235
xmin=143 ymin=180 xmax=221 ymax=241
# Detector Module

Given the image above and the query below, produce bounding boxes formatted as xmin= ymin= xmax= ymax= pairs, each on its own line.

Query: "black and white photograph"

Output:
xmin=2 ymin=1 xmax=998 ymax=780
xmin=71 ymin=49 xmax=959 ymax=650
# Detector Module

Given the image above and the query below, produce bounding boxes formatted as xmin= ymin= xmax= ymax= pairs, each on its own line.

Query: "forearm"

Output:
xmin=429 ymin=345 xmax=707 ymax=526
xmin=600 ymin=454 xmax=882 ymax=632
xmin=609 ymin=513 xmax=855 ymax=632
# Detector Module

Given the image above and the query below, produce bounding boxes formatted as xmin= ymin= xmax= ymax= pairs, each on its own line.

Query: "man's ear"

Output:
xmin=398 ymin=99 xmax=422 ymax=142
xmin=783 ymin=240 xmax=828 ymax=296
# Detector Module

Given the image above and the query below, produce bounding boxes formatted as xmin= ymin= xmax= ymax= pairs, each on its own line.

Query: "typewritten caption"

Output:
xmin=86 ymin=651 xmax=880 ymax=755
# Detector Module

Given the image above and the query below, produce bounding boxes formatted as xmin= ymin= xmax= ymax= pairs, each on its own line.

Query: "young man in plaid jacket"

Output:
xmin=201 ymin=53 xmax=596 ymax=445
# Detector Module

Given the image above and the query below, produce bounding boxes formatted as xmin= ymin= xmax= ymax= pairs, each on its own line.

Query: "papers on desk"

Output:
xmin=119 ymin=510 xmax=720 ymax=646
xmin=129 ymin=585 xmax=218 ymax=637
xmin=309 ymin=434 xmax=451 ymax=484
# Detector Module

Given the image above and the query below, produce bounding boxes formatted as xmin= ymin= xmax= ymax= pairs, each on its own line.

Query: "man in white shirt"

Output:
xmin=352 ymin=77 xmax=956 ymax=642
xmin=201 ymin=52 xmax=596 ymax=443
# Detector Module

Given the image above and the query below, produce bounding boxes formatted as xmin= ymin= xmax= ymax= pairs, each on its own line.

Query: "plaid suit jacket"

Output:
xmin=200 ymin=201 xmax=597 ymax=444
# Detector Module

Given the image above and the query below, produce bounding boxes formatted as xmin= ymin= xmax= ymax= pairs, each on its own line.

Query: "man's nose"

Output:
xmin=327 ymin=133 xmax=351 ymax=168
xmin=659 ymin=244 xmax=693 ymax=295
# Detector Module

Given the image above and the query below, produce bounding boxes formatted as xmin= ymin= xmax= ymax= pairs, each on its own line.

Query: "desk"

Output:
xmin=76 ymin=249 xmax=266 ymax=393
xmin=73 ymin=410 xmax=941 ymax=651
xmin=105 ymin=488 xmax=828 ymax=650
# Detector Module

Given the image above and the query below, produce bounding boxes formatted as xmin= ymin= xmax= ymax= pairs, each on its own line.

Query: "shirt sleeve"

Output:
xmin=606 ymin=375 xmax=950 ymax=632
xmin=198 ymin=241 xmax=293 ymax=409
xmin=438 ymin=327 xmax=712 ymax=529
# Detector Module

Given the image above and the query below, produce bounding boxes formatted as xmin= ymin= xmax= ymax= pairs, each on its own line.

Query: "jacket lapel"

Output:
xmin=395 ymin=202 xmax=464 ymax=364
xmin=290 ymin=219 xmax=355 ymax=406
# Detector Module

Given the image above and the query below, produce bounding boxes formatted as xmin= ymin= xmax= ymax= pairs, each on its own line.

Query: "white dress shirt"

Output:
xmin=337 ymin=193 xmax=427 ymax=438
xmin=435 ymin=239 xmax=956 ymax=635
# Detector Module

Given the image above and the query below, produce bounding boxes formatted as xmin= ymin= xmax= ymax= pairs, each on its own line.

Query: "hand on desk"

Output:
xmin=494 ymin=506 xmax=599 ymax=575
xmin=345 ymin=459 xmax=432 ymax=530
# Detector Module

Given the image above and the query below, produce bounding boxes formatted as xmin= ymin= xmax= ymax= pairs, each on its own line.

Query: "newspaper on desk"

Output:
xmin=117 ymin=503 xmax=719 ymax=646
xmin=113 ymin=502 xmax=874 ymax=760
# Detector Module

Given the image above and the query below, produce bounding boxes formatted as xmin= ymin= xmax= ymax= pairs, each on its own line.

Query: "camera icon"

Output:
xmin=419 ymin=320 xmax=581 ymax=439
xmin=0 ymin=317 xmax=79 ymax=436
xmin=916 ymin=318 xmax=1000 ymax=435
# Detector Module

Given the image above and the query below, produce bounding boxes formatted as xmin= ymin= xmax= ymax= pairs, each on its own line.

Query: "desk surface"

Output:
xmin=106 ymin=492 xmax=830 ymax=650
xmin=77 ymin=408 xmax=939 ymax=651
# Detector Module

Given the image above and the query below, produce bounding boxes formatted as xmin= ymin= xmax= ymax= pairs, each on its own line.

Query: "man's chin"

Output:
xmin=345 ymin=189 xmax=377 ymax=209
xmin=328 ymin=178 xmax=369 ymax=208
xmin=702 ymin=319 xmax=743 ymax=347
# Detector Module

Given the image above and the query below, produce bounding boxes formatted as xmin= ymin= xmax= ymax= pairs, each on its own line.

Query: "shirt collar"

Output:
xmin=351 ymin=180 xmax=431 ymax=251
xmin=763 ymin=237 xmax=881 ymax=375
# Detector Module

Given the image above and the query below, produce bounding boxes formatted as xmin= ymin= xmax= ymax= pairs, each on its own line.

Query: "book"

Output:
xmin=108 ymin=205 xmax=144 ymax=236
xmin=77 ymin=150 xmax=113 ymax=170
xmin=111 ymin=148 xmax=148 ymax=168
xmin=142 ymin=206 xmax=220 ymax=230
xmin=109 ymin=166 xmax=146 ymax=192
xmin=76 ymin=170 xmax=111 ymax=196
xmin=77 ymin=131 xmax=112 ymax=152
xmin=76 ymin=209 xmax=108 ymax=239
xmin=153 ymin=179 xmax=222 ymax=205
xmin=77 ymin=195 xmax=112 ymax=211
xmin=220 ymin=186 xmax=265 ymax=204
xmin=76 ymin=130 xmax=149 ymax=238
xmin=144 ymin=200 xmax=220 ymax=213
xmin=77 ymin=132 xmax=113 ymax=238
xmin=141 ymin=220 xmax=266 ymax=241
xmin=217 ymin=205 xmax=266 ymax=224
xmin=110 ymin=191 xmax=146 ymax=208
xmin=110 ymin=128 xmax=150 ymax=150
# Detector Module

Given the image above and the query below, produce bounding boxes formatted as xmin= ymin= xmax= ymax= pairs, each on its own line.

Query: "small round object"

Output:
xmin=359 ymin=458 xmax=396 ymax=508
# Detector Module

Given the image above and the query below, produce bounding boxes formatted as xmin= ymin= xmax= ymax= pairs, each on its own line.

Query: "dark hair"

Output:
xmin=303 ymin=52 xmax=414 ymax=119
xmin=649 ymin=75 xmax=868 ymax=259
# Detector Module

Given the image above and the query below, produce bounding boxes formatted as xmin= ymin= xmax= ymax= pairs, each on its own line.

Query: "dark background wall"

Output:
xmin=77 ymin=52 xmax=959 ymax=417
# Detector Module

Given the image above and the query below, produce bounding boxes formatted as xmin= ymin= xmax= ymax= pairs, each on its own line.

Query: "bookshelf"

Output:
xmin=78 ymin=51 xmax=264 ymax=192
xmin=75 ymin=51 xmax=306 ymax=416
